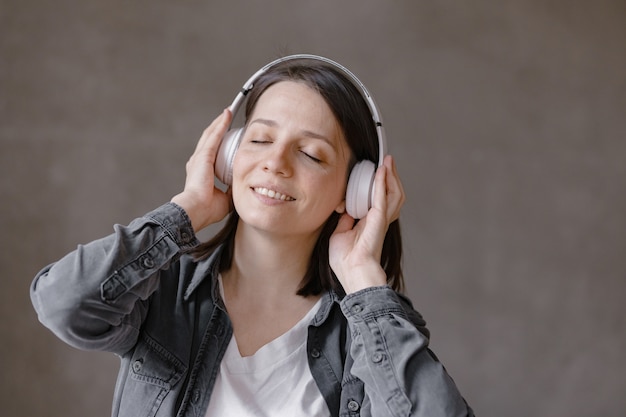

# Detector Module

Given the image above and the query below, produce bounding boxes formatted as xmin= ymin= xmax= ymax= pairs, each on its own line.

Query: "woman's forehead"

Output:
xmin=251 ymin=82 xmax=340 ymax=133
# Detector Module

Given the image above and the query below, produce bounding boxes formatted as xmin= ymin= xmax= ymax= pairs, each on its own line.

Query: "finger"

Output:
xmin=383 ymin=156 xmax=405 ymax=221
xmin=333 ymin=212 xmax=356 ymax=235
xmin=194 ymin=108 xmax=232 ymax=155
xmin=372 ymin=157 xmax=388 ymax=215
xmin=388 ymin=155 xmax=404 ymax=196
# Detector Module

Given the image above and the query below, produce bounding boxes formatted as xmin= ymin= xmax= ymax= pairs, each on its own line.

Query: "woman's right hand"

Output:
xmin=171 ymin=109 xmax=233 ymax=232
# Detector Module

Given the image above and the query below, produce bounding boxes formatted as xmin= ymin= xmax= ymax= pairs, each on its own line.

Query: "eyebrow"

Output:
xmin=249 ymin=118 xmax=336 ymax=148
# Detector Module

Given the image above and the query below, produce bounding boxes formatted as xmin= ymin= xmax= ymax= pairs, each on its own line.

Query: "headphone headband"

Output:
xmin=228 ymin=54 xmax=387 ymax=168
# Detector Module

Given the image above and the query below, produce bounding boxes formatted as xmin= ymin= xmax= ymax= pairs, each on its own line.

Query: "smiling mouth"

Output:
xmin=253 ymin=187 xmax=295 ymax=201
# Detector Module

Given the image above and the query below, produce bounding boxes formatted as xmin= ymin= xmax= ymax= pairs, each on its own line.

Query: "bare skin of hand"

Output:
xmin=329 ymin=155 xmax=405 ymax=294
xmin=171 ymin=109 xmax=233 ymax=233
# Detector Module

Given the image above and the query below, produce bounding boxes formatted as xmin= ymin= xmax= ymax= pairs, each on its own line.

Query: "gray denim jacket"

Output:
xmin=31 ymin=203 xmax=474 ymax=417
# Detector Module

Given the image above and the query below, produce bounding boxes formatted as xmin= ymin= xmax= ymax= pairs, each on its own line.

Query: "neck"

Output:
xmin=223 ymin=220 xmax=319 ymax=299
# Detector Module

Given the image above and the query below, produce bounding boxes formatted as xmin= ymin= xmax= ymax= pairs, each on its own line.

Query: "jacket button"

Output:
xmin=132 ymin=359 xmax=143 ymax=373
xmin=141 ymin=256 xmax=155 ymax=269
xmin=311 ymin=348 xmax=321 ymax=358
xmin=347 ymin=400 xmax=360 ymax=412
xmin=372 ymin=352 xmax=383 ymax=363
xmin=351 ymin=304 xmax=362 ymax=314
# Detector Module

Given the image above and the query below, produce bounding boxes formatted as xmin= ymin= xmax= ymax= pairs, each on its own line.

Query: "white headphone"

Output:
xmin=215 ymin=54 xmax=387 ymax=219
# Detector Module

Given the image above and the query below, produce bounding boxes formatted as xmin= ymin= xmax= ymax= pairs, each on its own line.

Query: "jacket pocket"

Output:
xmin=118 ymin=333 xmax=186 ymax=417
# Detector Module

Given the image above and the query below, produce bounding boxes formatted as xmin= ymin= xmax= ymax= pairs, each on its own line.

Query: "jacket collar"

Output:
xmin=311 ymin=290 xmax=341 ymax=326
xmin=183 ymin=245 xmax=223 ymax=301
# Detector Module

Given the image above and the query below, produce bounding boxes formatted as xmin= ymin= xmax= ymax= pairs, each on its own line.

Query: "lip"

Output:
xmin=250 ymin=184 xmax=296 ymax=202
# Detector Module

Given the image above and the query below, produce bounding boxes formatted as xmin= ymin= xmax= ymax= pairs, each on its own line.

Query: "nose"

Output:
xmin=263 ymin=143 xmax=293 ymax=177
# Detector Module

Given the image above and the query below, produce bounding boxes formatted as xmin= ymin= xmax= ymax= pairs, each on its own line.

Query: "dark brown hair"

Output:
xmin=192 ymin=58 xmax=404 ymax=296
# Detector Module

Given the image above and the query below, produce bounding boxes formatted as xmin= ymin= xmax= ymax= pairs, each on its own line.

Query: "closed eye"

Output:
xmin=301 ymin=151 xmax=323 ymax=163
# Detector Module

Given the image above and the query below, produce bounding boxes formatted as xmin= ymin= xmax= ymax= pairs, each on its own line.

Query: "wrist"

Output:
xmin=338 ymin=264 xmax=387 ymax=294
xmin=170 ymin=193 xmax=208 ymax=232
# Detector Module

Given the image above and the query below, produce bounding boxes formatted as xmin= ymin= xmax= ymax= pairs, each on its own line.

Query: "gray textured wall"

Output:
xmin=2 ymin=1 xmax=625 ymax=416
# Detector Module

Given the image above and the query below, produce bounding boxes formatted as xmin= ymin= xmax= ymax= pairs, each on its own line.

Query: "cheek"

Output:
xmin=231 ymin=150 xmax=251 ymax=181
xmin=230 ymin=154 xmax=250 ymax=202
xmin=314 ymin=172 xmax=348 ymax=203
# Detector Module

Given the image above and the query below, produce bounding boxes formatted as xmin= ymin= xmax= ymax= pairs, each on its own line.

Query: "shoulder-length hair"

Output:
xmin=192 ymin=58 xmax=404 ymax=296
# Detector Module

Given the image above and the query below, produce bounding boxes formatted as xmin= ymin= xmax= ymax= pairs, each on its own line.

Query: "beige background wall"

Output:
xmin=2 ymin=1 xmax=625 ymax=416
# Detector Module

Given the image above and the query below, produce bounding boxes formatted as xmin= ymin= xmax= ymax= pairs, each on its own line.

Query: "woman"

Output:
xmin=31 ymin=55 xmax=474 ymax=416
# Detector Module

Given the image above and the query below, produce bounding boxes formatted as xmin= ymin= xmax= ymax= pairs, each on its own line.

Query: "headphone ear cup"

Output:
xmin=215 ymin=128 xmax=244 ymax=186
xmin=345 ymin=160 xmax=376 ymax=219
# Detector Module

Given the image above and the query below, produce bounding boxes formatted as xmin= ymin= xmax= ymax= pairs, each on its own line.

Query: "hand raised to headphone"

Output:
xmin=329 ymin=155 xmax=405 ymax=294
xmin=171 ymin=109 xmax=233 ymax=232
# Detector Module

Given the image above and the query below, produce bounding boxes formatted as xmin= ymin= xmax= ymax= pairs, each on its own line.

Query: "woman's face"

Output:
xmin=231 ymin=80 xmax=352 ymax=241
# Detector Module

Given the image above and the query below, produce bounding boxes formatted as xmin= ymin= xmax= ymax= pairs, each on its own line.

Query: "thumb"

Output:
xmin=333 ymin=212 xmax=355 ymax=235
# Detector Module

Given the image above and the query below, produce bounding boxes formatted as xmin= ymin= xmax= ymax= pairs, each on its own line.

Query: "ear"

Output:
xmin=335 ymin=199 xmax=346 ymax=214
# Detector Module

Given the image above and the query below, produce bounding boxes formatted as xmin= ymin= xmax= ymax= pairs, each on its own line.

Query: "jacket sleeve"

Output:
xmin=341 ymin=286 xmax=474 ymax=417
xmin=30 ymin=202 xmax=199 ymax=355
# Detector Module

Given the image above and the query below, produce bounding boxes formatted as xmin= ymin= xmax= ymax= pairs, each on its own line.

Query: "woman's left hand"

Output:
xmin=329 ymin=155 xmax=405 ymax=294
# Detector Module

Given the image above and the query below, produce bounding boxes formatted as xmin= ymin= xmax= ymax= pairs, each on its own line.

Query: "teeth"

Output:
xmin=254 ymin=187 xmax=295 ymax=201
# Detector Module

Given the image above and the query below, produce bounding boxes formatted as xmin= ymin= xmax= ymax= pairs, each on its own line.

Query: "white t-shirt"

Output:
xmin=205 ymin=288 xmax=330 ymax=417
